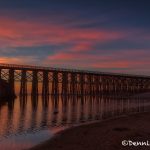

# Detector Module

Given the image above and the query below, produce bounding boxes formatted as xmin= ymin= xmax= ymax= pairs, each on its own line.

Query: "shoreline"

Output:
xmin=29 ymin=111 xmax=150 ymax=150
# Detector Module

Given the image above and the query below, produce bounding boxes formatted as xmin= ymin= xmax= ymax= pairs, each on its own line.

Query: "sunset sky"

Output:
xmin=0 ymin=0 xmax=150 ymax=75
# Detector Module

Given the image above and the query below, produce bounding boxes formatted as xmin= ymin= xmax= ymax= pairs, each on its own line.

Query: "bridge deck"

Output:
xmin=0 ymin=63 xmax=149 ymax=79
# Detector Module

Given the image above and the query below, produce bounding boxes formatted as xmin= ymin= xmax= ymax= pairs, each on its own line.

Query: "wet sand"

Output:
xmin=29 ymin=111 xmax=150 ymax=150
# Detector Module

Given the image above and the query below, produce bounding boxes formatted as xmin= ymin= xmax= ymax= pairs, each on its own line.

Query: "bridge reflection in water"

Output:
xmin=0 ymin=95 xmax=150 ymax=144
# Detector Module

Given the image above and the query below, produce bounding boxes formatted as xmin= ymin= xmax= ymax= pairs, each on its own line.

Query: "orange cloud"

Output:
xmin=0 ymin=56 xmax=38 ymax=64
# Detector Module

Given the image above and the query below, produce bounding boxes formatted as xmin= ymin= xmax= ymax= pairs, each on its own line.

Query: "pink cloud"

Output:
xmin=47 ymin=52 xmax=108 ymax=61
xmin=0 ymin=16 xmax=125 ymax=49
xmin=0 ymin=16 xmax=149 ymax=75
xmin=46 ymin=49 xmax=150 ymax=73
xmin=48 ymin=53 xmax=75 ymax=61
xmin=70 ymin=42 xmax=94 ymax=52
xmin=91 ymin=61 xmax=130 ymax=68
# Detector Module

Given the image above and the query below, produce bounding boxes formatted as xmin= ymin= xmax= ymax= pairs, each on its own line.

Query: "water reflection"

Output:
xmin=0 ymin=94 xmax=150 ymax=149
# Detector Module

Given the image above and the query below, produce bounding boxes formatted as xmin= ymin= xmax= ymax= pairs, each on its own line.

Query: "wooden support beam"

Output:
xmin=8 ymin=69 xmax=15 ymax=96
xmin=20 ymin=70 xmax=27 ymax=96
xmin=62 ymin=72 xmax=68 ymax=95
xmin=52 ymin=72 xmax=58 ymax=95
xmin=32 ymin=70 xmax=38 ymax=96
xmin=42 ymin=71 xmax=49 ymax=95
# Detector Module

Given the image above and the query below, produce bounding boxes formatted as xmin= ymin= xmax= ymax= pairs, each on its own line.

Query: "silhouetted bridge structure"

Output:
xmin=0 ymin=63 xmax=150 ymax=96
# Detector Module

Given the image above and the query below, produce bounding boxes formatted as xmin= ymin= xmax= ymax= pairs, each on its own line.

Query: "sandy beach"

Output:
xmin=29 ymin=111 xmax=150 ymax=150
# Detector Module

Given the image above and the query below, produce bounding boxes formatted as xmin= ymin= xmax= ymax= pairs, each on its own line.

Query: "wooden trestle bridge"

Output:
xmin=0 ymin=63 xmax=150 ymax=96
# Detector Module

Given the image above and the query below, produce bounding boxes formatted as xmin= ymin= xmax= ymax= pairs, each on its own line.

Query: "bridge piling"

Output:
xmin=32 ymin=71 xmax=38 ymax=96
xmin=62 ymin=72 xmax=68 ymax=95
xmin=42 ymin=71 xmax=49 ymax=96
xmin=52 ymin=72 xmax=59 ymax=95
xmin=0 ymin=69 xmax=1 ymax=80
xmin=70 ymin=74 xmax=76 ymax=95
xmin=20 ymin=70 xmax=27 ymax=96
xmin=8 ymin=69 xmax=15 ymax=96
